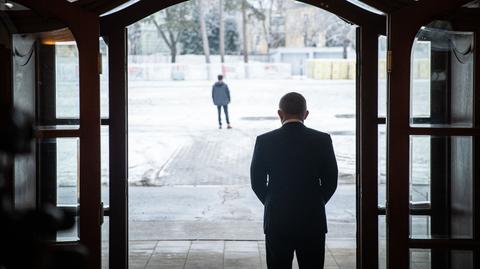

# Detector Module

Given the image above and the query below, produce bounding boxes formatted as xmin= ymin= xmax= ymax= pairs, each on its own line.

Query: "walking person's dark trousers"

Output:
xmin=217 ymin=105 xmax=230 ymax=126
xmin=266 ymin=233 xmax=326 ymax=269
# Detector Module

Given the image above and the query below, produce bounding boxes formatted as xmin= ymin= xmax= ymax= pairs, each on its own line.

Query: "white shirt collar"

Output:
xmin=282 ymin=119 xmax=304 ymax=125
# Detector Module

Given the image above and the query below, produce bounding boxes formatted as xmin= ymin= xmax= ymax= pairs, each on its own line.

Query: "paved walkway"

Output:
xmin=102 ymin=239 xmax=356 ymax=269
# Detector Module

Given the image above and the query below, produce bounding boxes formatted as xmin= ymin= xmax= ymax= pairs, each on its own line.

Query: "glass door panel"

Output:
xmin=410 ymin=26 xmax=474 ymax=128
xmin=38 ymin=137 xmax=80 ymax=242
xmin=378 ymin=35 xmax=387 ymax=118
xmin=409 ymin=135 xmax=473 ymax=240
xmin=410 ymin=249 xmax=475 ymax=269
xmin=378 ymin=124 xmax=386 ymax=207
xmin=400 ymin=21 xmax=480 ymax=269
xmin=55 ymin=42 xmax=80 ymax=120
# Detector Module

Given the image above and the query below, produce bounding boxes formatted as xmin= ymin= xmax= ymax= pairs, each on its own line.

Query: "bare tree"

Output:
xmin=219 ymin=0 xmax=225 ymax=63
xmin=149 ymin=2 xmax=194 ymax=63
xmin=128 ymin=22 xmax=142 ymax=55
xmin=257 ymin=0 xmax=286 ymax=52
xmin=241 ymin=0 xmax=249 ymax=63
xmin=284 ymin=5 xmax=340 ymax=48
xmin=198 ymin=0 xmax=211 ymax=63
xmin=325 ymin=19 xmax=355 ymax=58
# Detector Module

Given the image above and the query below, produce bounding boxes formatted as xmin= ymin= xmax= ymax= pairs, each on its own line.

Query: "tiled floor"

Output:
xmin=107 ymin=239 xmax=356 ymax=269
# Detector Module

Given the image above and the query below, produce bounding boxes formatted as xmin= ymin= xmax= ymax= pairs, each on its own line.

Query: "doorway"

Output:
xmin=125 ymin=1 xmax=357 ymax=268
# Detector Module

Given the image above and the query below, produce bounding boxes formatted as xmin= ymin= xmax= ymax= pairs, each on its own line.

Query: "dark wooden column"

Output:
xmin=36 ymin=44 xmax=57 ymax=208
xmin=0 ymin=44 xmax=14 ymax=202
xmin=356 ymin=25 xmax=380 ymax=269
xmin=474 ymin=26 xmax=480 ymax=269
xmin=386 ymin=12 xmax=416 ymax=269
xmin=76 ymin=18 xmax=102 ymax=269
xmin=105 ymin=27 xmax=129 ymax=269
xmin=0 ymin=44 xmax=12 ymax=108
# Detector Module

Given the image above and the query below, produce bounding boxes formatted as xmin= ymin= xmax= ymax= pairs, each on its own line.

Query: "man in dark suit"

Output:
xmin=250 ymin=92 xmax=338 ymax=269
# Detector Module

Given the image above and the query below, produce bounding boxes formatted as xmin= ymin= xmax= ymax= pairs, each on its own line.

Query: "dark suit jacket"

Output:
xmin=250 ymin=122 xmax=338 ymax=236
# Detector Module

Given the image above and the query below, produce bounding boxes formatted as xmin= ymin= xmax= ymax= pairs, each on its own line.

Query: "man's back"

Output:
xmin=212 ymin=81 xmax=230 ymax=106
xmin=251 ymin=122 xmax=338 ymax=236
xmin=251 ymin=92 xmax=337 ymax=268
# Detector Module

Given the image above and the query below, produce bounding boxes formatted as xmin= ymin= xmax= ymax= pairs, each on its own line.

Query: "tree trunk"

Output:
xmin=342 ymin=40 xmax=348 ymax=59
xmin=219 ymin=0 xmax=225 ymax=63
xmin=171 ymin=46 xmax=177 ymax=63
xmin=241 ymin=0 xmax=249 ymax=63
xmin=198 ymin=0 xmax=211 ymax=64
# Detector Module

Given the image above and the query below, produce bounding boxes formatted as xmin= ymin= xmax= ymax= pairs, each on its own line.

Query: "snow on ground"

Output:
xmin=58 ymin=79 xmax=358 ymax=240
xmin=127 ymin=79 xmax=356 ymax=186
xmin=55 ymin=79 xmax=432 ymax=240
xmin=126 ymin=79 xmax=357 ymax=238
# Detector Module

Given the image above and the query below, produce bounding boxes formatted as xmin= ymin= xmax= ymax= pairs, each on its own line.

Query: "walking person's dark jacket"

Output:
xmin=250 ymin=122 xmax=338 ymax=236
xmin=212 ymin=81 xmax=230 ymax=106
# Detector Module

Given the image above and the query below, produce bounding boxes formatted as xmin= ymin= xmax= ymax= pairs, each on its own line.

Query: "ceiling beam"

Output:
xmin=3 ymin=10 xmax=65 ymax=33
xmin=299 ymin=0 xmax=385 ymax=30
xmin=101 ymin=0 xmax=386 ymax=35
xmin=100 ymin=0 xmax=184 ymax=34
xmin=357 ymin=0 xmax=395 ymax=12
xmin=72 ymin=0 xmax=131 ymax=15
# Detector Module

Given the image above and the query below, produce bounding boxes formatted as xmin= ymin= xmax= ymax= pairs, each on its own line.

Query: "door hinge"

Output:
xmin=387 ymin=50 xmax=392 ymax=73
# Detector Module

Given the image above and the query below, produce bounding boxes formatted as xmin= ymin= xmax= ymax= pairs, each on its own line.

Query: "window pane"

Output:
xmin=410 ymin=215 xmax=431 ymax=239
xmin=378 ymin=35 xmax=387 ymax=118
xmin=101 ymin=126 xmax=109 ymax=206
xmin=410 ymin=136 xmax=430 ymax=204
xmin=410 ymin=25 xmax=474 ymax=127
xmin=56 ymin=138 xmax=79 ymax=205
xmin=38 ymin=138 xmax=79 ymax=241
xmin=378 ymin=124 xmax=386 ymax=207
xmin=409 ymin=136 xmax=473 ymax=239
xmin=56 ymin=41 xmax=80 ymax=119
xmin=410 ymin=249 xmax=474 ymax=269
xmin=379 ymin=216 xmax=386 ymax=269
xmin=100 ymin=37 xmax=109 ymax=119
xmin=410 ymin=39 xmax=431 ymax=120
xmin=410 ymin=249 xmax=431 ymax=269
xmin=451 ymin=250 xmax=474 ymax=269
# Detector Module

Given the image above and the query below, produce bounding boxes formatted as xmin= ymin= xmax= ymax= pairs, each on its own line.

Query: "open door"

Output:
xmin=386 ymin=18 xmax=480 ymax=269
xmin=8 ymin=24 xmax=103 ymax=269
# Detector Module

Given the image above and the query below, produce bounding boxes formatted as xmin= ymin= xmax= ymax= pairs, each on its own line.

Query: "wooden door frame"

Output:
xmin=100 ymin=1 xmax=385 ymax=269
xmin=386 ymin=1 xmax=478 ymax=269
xmin=13 ymin=1 xmax=102 ymax=268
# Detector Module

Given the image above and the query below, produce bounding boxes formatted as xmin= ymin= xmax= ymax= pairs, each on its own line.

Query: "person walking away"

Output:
xmin=250 ymin=92 xmax=338 ymax=269
xmin=212 ymin=75 xmax=231 ymax=129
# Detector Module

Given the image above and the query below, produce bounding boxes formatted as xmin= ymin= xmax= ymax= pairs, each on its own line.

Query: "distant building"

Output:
xmin=270 ymin=47 xmax=355 ymax=76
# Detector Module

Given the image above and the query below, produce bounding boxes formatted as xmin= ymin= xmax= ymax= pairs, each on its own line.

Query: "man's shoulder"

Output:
xmin=304 ymin=127 xmax=331 ymax=140
xmin=256 ymin=128 xmax=282 ymax=140
xmin=257 ymin=126 xmax=331 ymax=142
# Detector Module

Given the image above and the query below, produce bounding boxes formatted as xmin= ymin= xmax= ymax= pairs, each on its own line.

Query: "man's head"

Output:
xmin=218 ymin=74 xmax=223 ymax=81
xmin=278 ymin=92 xmax=309 ymax=123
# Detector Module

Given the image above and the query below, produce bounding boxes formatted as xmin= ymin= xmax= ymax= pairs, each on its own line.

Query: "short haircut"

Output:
xmin=218 ymin=74 xmax=223 ymax=80
xmin=279 ymin=92 xmax=307 ymax=115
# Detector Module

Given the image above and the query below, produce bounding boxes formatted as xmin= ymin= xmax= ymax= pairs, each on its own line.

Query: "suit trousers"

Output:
xmin=265 ymin=232 xmax=326 ymax=269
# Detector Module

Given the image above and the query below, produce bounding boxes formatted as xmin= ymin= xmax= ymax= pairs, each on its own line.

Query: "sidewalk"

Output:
xmin=102 ymin=239 xmax=356 ymax=269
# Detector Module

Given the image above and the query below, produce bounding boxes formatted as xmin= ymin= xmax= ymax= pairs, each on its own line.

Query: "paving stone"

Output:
xmin=224 ymin=241 xmax=262 ymax=269
xmin=129 ymin=254 xmax=151 ymax=269
xmin=146 ymin=254 xmax=188 ymax=269
xmin=155 ymin=241 xmax=191 ymax=253
xmin=185 ymin=241 xmax=224 ymax=269
xmin=123 ymin=239 xmax=352 ymax=269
